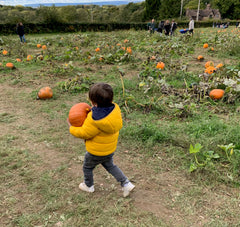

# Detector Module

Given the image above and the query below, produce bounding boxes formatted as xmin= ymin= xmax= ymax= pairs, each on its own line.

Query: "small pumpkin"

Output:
xmin=209 ymin=89 xmax=224 ymax=100
xmin=42 ymin=45 xmax=47 ymax=50
xmin=37 ymin=44 xmax=42 ymax=48
xmin=68 ymin=103 xmax=91 ymax=127
xmin=203 ymin=43 xmax=209 ymax=48
xmin=216 ymin=63 xmax=224 ymax=69
xmin=95 ymin=47 xmax=100 ymax=52
xmin=150 ymin=56 xmax=156 ymax=60
xmin=205 ymin=61 xmax=214 ymax=68
xmin=124 ymin=39 xmax=129 ymax=43
xmin=205 ymin=66 xmax=216 ymax=74
xmin=197 ymin=55 xmax=204 ymax=61
xmin=27 ymin=55 xmax=33 ymax=61
xmin=3 ymin=50 xmax=8 ymax=55
xmin=126 ymin=47 xmax=132 ymax=54
xmin=16 ymin=58 xmax=21 ymax=62
xmin=156 ymin=61 xmax=165 ymax=69
xmin=37 ymin=87 xmax=53 ymax=100
xmin=6 ymin=63 xmax=14 ymax=69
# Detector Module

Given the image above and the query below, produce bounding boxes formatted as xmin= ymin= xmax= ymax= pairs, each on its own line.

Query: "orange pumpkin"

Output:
xmin=216 ymin=63 xmax=224 ymax=69
xmin=205 ymin=61 xmax=214 ymax=68
xmin=6 ymin=63 xmax=14 ymax=69
xmin=37 ymin=87 xmax=53 ymax=99
xmin=95 ymin=47 xmax=100 ymax=52
xmin=3 ymin=50 xmax=8 ymax=55
xmin=42 ymin=45 xmax=47 ymax=50
xmin=16 ymin=58 xmax=21 ymax=62
xmin=126 ymin=47 xmax=132 ymax=54
xmin=197 ymin=55 xmax=204 ymax=60
xmin=68 ymin=103 xmax=91 ymax=127
xmin=203 ymin=43 xmax=209 ymax=48
xmin=209 ymin=89 xmax=224 ymax=100
xmin=156 ymin=61 xmax=165 ymax=69
xmin=27 ymin=55 xmax=33 ymax=61
xmin=37 ymin=44 xmax=42 ymax=48
xmin=150 ymin=56 xmax=156 ymax=60
xmin=205 ymin=66 xmax=216 ymax=74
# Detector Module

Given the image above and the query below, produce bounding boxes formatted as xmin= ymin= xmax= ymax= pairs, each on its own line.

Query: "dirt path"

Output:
xmin=1 ymin=83 xmax=239 ymax=226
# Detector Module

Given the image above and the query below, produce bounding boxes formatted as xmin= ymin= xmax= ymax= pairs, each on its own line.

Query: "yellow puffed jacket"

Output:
xmin=69 ymin=103 xmax=122 ymax=156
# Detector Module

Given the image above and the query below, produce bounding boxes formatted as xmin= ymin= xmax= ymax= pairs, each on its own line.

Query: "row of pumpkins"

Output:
xmin=37 ymin=41 xmax=224 ymax=126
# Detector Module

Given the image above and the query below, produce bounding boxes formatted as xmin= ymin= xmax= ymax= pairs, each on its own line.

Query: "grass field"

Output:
xmin=1 ymin=27 xmax=240 ymax=226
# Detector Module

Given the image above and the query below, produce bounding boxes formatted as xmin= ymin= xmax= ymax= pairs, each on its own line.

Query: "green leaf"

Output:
xmin=189 ymin=163 xmax=197 ymax=172
xmin=189 ymin=143 xmax=202 ymax=154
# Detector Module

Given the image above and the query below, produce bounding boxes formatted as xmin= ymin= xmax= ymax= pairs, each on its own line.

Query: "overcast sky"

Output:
xmin=0 ymin=0 xmax=143 ymax=5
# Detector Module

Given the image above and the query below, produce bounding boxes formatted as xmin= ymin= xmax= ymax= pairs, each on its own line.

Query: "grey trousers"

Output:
xmin=83 ymin=152 xmax=129 ymax=187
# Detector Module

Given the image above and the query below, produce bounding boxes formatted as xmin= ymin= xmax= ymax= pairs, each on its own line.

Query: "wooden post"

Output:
xmin=196 ymin=0 xmax=201 ymax=21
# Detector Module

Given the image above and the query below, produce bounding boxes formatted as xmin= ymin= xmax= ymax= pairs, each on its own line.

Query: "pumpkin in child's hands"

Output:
xmin=68 ymin=103 xmax=91 ymax=127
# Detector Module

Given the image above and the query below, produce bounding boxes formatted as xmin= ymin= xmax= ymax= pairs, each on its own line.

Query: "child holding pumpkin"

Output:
xmin=67 ymin=83 xmax=135 ymax=197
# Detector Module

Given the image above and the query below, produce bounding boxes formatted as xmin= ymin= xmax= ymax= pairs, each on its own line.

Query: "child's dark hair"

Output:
xmin=89 ymin=83 xmax=113 ymax=107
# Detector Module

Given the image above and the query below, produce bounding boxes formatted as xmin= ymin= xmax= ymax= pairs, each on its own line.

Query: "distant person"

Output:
xmin=189 ymin=18 xmax=194 ymax=36
xmin=149 ymin=19 xmax=156 ymax=34
xmin=170 ymin=19 xmax=177 ymax=36
xmin=157 ymin=20 xmax=164 ymax=34
xmin=164 ymin=20 xmax=171 ymax=36
xmin=16 ymin=22 xmax=26 ymax=43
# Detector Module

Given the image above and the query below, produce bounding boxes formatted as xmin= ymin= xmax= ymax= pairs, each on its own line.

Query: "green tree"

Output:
xmin=159 ymin=0 xmax=181 ymax=19
xmin=76 ymin=8 xmax=90 ymax=22
xmin=211 ymin=0 xmax=240 ymax=19
xmin=36 ymin=5 xmax=62 ymax=23
xmin=144 ymin=0 xmax=160 ymax=20
xmin=60 ymin=6 xmax=77 ymax=23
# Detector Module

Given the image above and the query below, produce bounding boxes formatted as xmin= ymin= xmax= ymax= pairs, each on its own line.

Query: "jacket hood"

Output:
xmin=91 ymin=103 xmax=122 ymax=134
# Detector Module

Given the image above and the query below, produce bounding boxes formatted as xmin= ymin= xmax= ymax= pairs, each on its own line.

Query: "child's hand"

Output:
xmin=67 ymin=118 xmax=72 ymax=127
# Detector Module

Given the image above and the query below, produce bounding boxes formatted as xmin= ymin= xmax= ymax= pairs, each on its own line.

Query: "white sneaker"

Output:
xmin=122 ymin=182 xmax=135 ymax=197
xmin=79 ymin=182 xmax=95 ymax=193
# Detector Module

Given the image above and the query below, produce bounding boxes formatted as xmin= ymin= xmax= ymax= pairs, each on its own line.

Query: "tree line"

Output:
xmin=0 ymin=0 xmax=239 ymax=25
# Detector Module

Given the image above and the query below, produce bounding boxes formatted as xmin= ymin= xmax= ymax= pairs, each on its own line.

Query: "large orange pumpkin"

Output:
xmin=68 ymin=103 xmax=91 ymax=127
xmin=37 ymin=87 xmax=53 ymax=99
xmin=209 ymin=89 xmax=224 ymax=100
